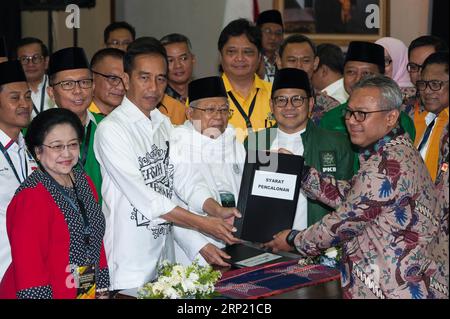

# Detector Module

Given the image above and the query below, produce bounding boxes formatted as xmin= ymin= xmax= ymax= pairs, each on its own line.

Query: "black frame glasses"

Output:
xmin=52 ymin=79 xmax=94 ymax=91
xmin=407 ymin=62 xmax=423 ymax=73
xmin=384 ymin=57 xmax=392 ymax=66
xmin=190 ymin=106 xmax=233 ymax=118
xmin=91 ymin=70 xmax=124 ymax=87
xmin=18 ymin=54 xmax=44 ymax=65
xmin=416 ymin=80 xmax=449 ymax=91
xmin=344 ymin=108 xmax=391 ymax=122
xmin=272 ymin=95 xmax=309 ymax=108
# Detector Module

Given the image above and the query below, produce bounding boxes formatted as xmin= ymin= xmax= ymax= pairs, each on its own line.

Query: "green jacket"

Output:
xmin=81 ymin=112 xmax=104 ymax=204
xmin=245 ymin=119 xmax=354 ymax=226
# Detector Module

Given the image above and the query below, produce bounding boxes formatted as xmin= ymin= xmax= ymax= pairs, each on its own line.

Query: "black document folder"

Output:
xmin=223 ymin=151 xmax=304 ymax=267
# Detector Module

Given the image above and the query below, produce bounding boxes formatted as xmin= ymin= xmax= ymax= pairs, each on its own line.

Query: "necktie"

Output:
xmin=417 ymin=117 xmax=436 ymax=152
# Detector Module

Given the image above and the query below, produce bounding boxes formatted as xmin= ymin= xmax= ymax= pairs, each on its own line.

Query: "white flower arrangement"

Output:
xmin=137 ymin=259 xmax=222 ymax=299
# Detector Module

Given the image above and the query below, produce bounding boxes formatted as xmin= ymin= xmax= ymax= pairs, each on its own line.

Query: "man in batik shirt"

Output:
xmin=265 ymin=75 xmax=441 ymax=299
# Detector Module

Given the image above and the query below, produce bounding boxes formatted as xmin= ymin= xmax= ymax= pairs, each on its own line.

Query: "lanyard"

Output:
xmin=80 ymin=121 xmax=93 ymax=168
xmin=0 ymin=141 xmax=28 ymax=184
xmin=44 ymin=170 xmax=91 ymax=252
xmin=228 ymin=89 xmax=260 ymax=129
xmin=32 ymin=76 xmax=47 ymax=115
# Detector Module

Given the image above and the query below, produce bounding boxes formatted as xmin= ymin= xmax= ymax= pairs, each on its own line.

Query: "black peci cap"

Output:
xmin=188 ymin=76 xmax=228 ymax=103
xmin=272 ymin=68 xmax=312 ymax=96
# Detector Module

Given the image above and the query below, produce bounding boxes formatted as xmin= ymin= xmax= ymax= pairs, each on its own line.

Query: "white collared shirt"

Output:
xmin=170 ymin=122 xmax=246 ymax=265
xmin=322 ymin=78 xmax=349 ymax=105
xmin=94 ymin=96 xmax=185 ymax=290
xmin=31 ymin=75 xmax=55 ymax=118
xmin=0 ymin=130 xmax=38 ymax=280
xmin=270 ymin=128 xmax=309 ymax=231
xmin=419 ymin=112 xmax=438 ymax=160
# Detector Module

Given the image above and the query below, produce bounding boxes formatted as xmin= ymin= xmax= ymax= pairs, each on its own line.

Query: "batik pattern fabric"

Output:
xmin=429 ymin=123 xmax=449 ymax=299
xmin=310 ymin=92 xmax=341 ymax=125
xmin=297 ymin=127 xmax=440 ymax=299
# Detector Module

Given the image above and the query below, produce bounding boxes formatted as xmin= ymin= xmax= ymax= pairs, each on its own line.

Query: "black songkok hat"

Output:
xmin=345 ymin=41 xmax=385 ymax=74
xmin=256 ymin=10 xmax=283 ymax=28
xmin=48 ymin=47 xmax=89 ymax=76
xmin=0 ymin=36 xmax=7 ymax=57
xmin=0 ymin=60 xmax=27 ymax=86
xmin=188 ymin=76 xmax=228 ymax=103
xmin=272 ymin=68 xmax=312 ymax=97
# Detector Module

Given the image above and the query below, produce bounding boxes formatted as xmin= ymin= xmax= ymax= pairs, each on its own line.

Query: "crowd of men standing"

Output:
xmin=0 ymin=10 xmax=448 ymax=299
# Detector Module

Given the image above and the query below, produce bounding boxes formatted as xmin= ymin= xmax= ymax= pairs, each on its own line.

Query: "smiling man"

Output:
xmin=94 ymin=38 xmax=239 ymax=292
xmin=47 ymin=47 xmax=104 ymax=201
xmin=218 ymin=19 xmax=273 ymax=142
xmin=413 ymin=51 xmax=449 ymax=182
xmin=89 ymin=48 xmax=126 ymax=116
xmin=265 ymin=75 xmax=441 ymax=299
xmin=0 ymin=60 xmax=38 ymax=281
xmin=170 ymin=76 xmax=245 ymax=266
xmin=246 ymin=68 xmax=353 ymax=231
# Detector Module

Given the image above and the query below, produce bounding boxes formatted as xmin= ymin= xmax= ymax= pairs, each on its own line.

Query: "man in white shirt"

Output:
xmin=170 ymin=76 xmax=245 ymax=266
xmin=94 ymin=38 xmax=239 ymax=291
xmin=311 ymin=43 xmax=349 ymax=104
xmin=16 ymin=37 xmax=55 ymax=118
xmin=0 ymin=60 xmax=38 ymax=280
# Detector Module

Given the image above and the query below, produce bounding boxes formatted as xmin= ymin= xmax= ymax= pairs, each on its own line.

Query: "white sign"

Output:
xmin=251 ymin=170 xmax=297 ymax=201
xmin=236 ymin=253 xmax=283 ymax=268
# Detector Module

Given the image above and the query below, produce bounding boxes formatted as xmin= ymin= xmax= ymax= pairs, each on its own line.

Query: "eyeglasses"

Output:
xmin=407 ymin=62 xmax=423 ymax=73
xmin=191 ymin=106 xmax=234 ymax=118
xmin=273 ymin=95 xmax=309 ymax=108
xmin=416 ymin=80 xmax=449 ymax=91
xmin=384 ymin=57 xmax=392 ymax=66
xmin=42 ymin=141 xmax=80 ymax=153
xmin=18 ymin=54 xmax=44 ymax=65
xmin=91 ymin=70 xmax=124 ymax=87
xmin=52 ymin=79 xmax=93 ymax=90
xmin=261 ymin=28 xmax=283 ymax=37
xmin=106 ymin=40 xmax=132 ymax=47
xmin=344 ymin=108 xmax=390 ymax=122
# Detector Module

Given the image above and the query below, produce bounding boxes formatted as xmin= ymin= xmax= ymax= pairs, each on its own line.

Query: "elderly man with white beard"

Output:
xmin=170 ymin=76 xmax=245 ymax=266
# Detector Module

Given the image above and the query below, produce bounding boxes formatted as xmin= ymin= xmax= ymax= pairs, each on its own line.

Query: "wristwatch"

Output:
xmin=286 ymin=230 xmax=300 ymax=247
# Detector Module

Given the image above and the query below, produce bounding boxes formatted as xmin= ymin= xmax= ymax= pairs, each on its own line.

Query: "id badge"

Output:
xmin=75 ymin=265 xmax=96 ymax=299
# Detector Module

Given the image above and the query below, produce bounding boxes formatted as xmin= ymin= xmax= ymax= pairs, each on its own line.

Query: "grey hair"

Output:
xmin=352 ymin=75 xmax=403 ymax=111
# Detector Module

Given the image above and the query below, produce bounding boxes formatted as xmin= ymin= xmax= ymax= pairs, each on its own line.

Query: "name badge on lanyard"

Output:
xmin=75 ymin=265 xmax=96 ymax=299
xmin=0 ymin=141 xmax=28 ymax=184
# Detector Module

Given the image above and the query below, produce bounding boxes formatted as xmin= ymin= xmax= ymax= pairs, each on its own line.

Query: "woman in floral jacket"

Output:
xmin=266 ymin=75 xmax=441 ymax=299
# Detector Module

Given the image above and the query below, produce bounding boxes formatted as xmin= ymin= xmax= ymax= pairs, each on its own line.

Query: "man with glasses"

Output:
xmin=218 ymin=19 xmax=273 ymax=142
xmin=16 ymin=37 xmax=55 ymax=118
xmin=104 ymin=21 xmax=136 ymax=52
xmin=279 ymin=34 xmax=341 ymax=124
xmin=47 ymin=47 xmax=103 ymax=202
xmin=413 ymin=51 xmax=449 ymax=182
xmin=0 ymin=60 xmax=38 ymax=281
xmin=170 ymin=76 xmax=244 ymax=266
xmin=246 ymin=68 xmax=353 ymax=238
xmin=89 ymin=48 xmax=126 ymax=116
xmin=404 ymin=36 xmax=448 ymax=119
xmin=264 ymin=75 xmax=441 ymax=299
xmin=256 ymin=10 xmax=284 ymax=83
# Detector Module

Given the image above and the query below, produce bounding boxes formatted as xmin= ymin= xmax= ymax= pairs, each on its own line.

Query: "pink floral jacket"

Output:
xmin=295 ymin=128 xmax=441 ymax=299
